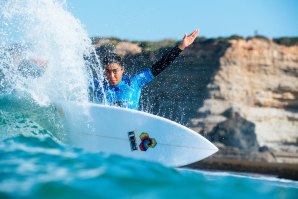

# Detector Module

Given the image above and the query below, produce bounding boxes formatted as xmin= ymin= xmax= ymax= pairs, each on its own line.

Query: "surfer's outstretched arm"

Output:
xmin=150 ymin=29 xmax=199 ymax=77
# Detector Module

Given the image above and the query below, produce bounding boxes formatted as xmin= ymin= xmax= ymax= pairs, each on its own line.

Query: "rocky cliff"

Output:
xmin=94 ymin=37 xmax=298 ymax=163
xmin=196 ymin=38 xmax=298 ymax=160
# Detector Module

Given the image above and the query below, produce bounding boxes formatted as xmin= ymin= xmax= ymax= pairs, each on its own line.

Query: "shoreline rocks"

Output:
xmin=207 ymin=107 xmax=259 ymax=152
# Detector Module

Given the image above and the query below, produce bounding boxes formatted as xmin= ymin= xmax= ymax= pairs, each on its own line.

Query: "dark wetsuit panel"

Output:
xmin=150 ymin=45 xmax=183 ymax=77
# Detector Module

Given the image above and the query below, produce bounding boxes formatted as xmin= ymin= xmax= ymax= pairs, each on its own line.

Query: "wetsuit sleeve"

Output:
xmin=150 ymin=45 xmax=183 ymax=77
xmin=132 ymin=68 xmax=155 ymax=88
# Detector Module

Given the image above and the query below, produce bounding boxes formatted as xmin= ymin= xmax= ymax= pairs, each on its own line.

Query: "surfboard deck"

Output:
xmin=63 ymin=103 xmax=218 ymax=167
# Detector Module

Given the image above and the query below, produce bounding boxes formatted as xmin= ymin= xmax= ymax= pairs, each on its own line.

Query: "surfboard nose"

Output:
xmin=209 ymin=140 xmax=219 ymax=152
xmin=204 ymin=137 xmax=219 ymax=156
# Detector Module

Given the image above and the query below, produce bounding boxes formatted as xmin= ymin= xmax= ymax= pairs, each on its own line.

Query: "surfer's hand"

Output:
xmin=178 ymin=29 xmax=199 ymax=50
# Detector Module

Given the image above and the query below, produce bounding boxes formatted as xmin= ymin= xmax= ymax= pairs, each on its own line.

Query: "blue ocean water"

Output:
xmin=0 ymin=95 xmax=298 ymax=199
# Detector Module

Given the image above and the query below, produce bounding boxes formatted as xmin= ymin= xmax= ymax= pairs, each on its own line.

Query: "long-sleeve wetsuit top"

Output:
xmin=93 ymin=45 xmax=183 ymax=110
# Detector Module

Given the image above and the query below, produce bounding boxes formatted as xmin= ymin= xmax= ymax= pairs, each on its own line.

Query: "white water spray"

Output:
xmin=0 ymin=0 xmax=103 ymax=106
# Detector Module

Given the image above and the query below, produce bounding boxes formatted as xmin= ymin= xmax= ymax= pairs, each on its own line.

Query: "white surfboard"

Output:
xmin=63 ymin=103 xmax=218 ymax=167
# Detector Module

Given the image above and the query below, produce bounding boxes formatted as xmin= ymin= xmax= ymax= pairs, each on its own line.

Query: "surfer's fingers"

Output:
xmin=189 ymin=29 xmax=199 ymax=38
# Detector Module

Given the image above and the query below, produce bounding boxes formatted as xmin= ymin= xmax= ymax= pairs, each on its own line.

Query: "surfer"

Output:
xmin=92 ymin=29 xmax=199 ymax=110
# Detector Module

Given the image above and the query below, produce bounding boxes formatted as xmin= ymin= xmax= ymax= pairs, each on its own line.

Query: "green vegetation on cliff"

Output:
xmin=137 ymin=40 xmax=178 ymax=52
xmin=273 ymin=37 xmax=298 ymax=47
xmin=91 ymin=36 xmax=298 ymax=54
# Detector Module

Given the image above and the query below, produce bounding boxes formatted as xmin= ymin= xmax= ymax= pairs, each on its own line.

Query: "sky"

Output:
xmin=68 ymin=0 xmax=298 ymax=41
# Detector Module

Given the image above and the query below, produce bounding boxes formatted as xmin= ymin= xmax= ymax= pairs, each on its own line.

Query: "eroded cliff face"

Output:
xmin=95 ymin=38 xmax=298 ymax=161
xmin=193 ymin=38 xmax=298 ymax=158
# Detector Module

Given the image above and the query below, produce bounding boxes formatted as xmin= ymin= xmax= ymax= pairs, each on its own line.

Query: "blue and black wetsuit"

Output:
xmin=93 ymin=45 xmax=183 ymax=110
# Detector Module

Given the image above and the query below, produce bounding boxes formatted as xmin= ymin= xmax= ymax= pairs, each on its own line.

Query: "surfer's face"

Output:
xmin=105 ymin=63 xmax=124 ymax=86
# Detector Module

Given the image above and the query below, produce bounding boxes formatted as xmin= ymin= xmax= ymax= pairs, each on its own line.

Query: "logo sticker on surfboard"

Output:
xmin=128 ymin=131 xmax=138 ymax=151
xmin=139 ymin=132 xmax=157 ymax=151
xmin=128 ymin=131 xmax=157 ymax=151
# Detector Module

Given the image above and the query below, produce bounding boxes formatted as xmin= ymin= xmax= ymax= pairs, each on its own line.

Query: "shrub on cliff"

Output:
xmin=138 ymin=40 xmax=177 ymax=52
xmin=273 ymin=37 xmax=298 ymax=46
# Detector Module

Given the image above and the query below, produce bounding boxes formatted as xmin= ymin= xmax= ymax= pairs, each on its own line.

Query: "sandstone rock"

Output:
xmin=94 ymin=39 xmax=142 ymax=57
xmin=115 ymin=42 xmax=142 ymax=57
xmin=194 ymin=38 xmax=298 ymax=157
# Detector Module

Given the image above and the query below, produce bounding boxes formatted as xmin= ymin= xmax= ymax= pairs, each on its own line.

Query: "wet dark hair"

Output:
xmin=102 ymin=53 xmax=124 ymax=67
xmin=94 ymin=46 xmax=124 ymax=68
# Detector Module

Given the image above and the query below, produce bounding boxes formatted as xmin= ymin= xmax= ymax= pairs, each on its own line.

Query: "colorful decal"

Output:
xmin=139 ymin=132 xmax=157 ymax=151
xmin=128 ymin=131 xmax=138 ymax=151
